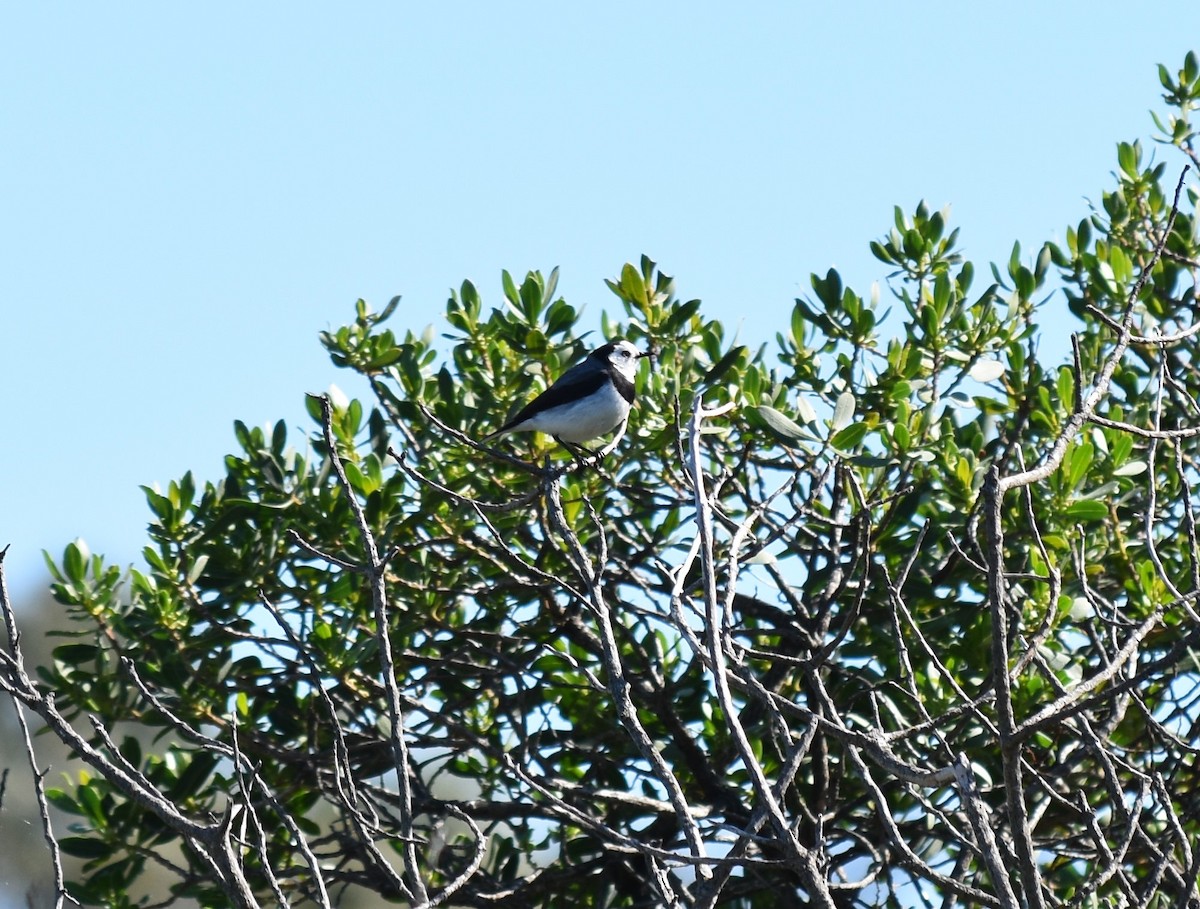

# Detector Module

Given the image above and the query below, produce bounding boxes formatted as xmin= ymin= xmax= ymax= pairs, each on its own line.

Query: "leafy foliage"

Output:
xmin=3 ymin=50 xmax=1200 ymax=908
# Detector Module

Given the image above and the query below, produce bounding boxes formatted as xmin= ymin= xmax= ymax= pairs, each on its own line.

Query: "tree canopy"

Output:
xmin=3 ymin=52 xmax=1200 ymax=909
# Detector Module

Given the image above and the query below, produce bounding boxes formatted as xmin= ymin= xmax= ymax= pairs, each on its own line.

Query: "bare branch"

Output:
xmin=1000 ymin=165 xmax=1190 ymax=495
xmin=315 ymin=394 xmax=425 ymax=904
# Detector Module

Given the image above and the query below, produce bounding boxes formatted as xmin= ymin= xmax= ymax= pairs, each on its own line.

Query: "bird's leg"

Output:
xmin=555 ymin=437 xmax=601 ymax=460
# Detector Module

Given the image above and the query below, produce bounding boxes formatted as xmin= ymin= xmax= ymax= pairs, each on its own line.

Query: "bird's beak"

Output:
xmin=639 ymin=344 xmax=658 ymax=362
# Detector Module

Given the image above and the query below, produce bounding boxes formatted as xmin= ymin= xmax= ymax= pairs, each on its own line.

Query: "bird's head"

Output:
xmin=596 ymin=339 xmax=650 ymax=380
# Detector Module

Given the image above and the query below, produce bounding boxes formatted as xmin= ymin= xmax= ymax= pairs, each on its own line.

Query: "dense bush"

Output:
xmin=2 ymin=51 xmax=1200 ymax=909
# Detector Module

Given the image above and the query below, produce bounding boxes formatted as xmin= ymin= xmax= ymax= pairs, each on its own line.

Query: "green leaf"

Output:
xmin=703 ymin=345 xmax=745 ymax=386
xmin=169 ymin=752 xmax=220 ymax=802
xmin=501 ymin=269 xmax=520 ymax=308
xmin=664 ymin=299 xmax=702 ymax=333
xmin=1035 ymin=244 xmax=1052 ymax=281
xmin=968 ymin=359 xmax=1005 ymax=383
xmin=46 ymin=788 xmax=82 ymax=816
xmin=933 ymin=273 xmax=951 ymax=315
xmin=1065 ymin=442 xmax=1094 ymax=490
xmin=305 ymin=392 xmax=324 ymax=422
xmin=620 ymin=262 xmax=648 ymax=309
xmin=1098 ymin=260 xmax=1119 ymax=295
xmin=795 ymin=396 xmax=818 ymax=425
xmin=1057 ymin=366 xmax=1075 ymax=409
xmin=831 ymin=422 xmax=869 ymax=451
xmin=367 ymin=347 xmax=404 ymax=369
xmin=1015 ymin=266 xmax=1035 ymax=300
xmin=1117 ymin=141 xmax=1138 ymax=179
xmin=1109 ymin=245 xmax=1133 ymax=286
xmin=1110 ymin=432 xmax=1133 ymax=467
xmin=63 ymin=539 xmax=89 ymax=584
xmin=832 ymin=391 xmax=856 ymax=430
xmin=1063 ymin=500 xmax=1107 ymax=521
xmin=1113 ymin=460 xmax=1147 ymax=477
xmin=53 ymin=643 xmax=99 ymax=665
xmin=59 ymin=837 xmax=116 ymax=860
xmin=343 ymin=461 xmax=367 ymax=494
xmin=756 ymin=406 xmax=806 ymax=441
xmin=519 ymin=272 xmax=544 ymax=321
xmin=78 ymin=783 xmax=105 ymax=826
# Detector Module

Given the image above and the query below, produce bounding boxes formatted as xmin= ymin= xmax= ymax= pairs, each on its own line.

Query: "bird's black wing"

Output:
xmin=496 ymin=366 xmax=610 ymax=432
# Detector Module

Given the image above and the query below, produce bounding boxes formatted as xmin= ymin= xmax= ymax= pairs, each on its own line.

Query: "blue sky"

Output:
xmin=2 ymin=2 xmax=1198 ymax=605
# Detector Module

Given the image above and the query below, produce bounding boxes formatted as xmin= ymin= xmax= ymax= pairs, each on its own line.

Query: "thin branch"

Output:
xmin=999 ymin=165 xmax=1190 ymax=494
xmin=315 ymin=394 xmax=425 ymax=904
xmin=685 ymin=397 xmax=837 ymax=908
xmin=543 ymin=478 xmax=703 ymax=905
xmin=983 ymin=467 xmax=1045 ymax=909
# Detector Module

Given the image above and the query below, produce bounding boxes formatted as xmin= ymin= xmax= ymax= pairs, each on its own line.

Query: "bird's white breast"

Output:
xmin=522 ymin=380 xmax=631 ymax=442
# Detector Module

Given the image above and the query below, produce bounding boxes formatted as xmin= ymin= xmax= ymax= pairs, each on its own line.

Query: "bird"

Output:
xmin=483 ymin=339 xmax=648 ymax=445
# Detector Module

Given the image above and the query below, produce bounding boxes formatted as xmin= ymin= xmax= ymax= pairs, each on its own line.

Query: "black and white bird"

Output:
xmin=484 ymin=339 xmax=648 ymax=444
